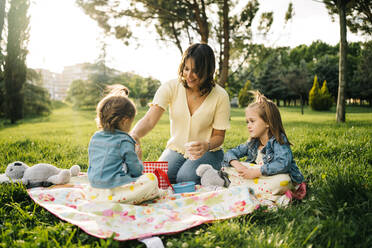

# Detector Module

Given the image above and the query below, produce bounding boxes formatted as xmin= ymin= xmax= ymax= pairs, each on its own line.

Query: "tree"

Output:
xmin=4 ymin=0 xmax=30 ymax=123
xmin=66 ymin=79 xmax=92 ymax=109
xmin=323 ymin=0 xmax=372 ymax=122
xmin=252 ymin=49 xmax=287 ymax=105
xmin=346 ymin=41 xmax=362 ymax=100
xmin=309 ymin=75 xmax=333 ymax=111
xmin=76 ymin=0 xmax=276 ymax=88
xmin=312 ymin=54 xmax=339 ymax=98
xmin=66 ymin=66 xmax=161 ymax=109
xmin=354 ymin=41 xmax=372 ymax=106
xmin=320 ymin=80 xmax=333 ymax=110
xmin=0 ymin=0 xmax=6 ymax=116
xmin=23 ymin=82 xmax=52 ymax=116
xmin=238 ymin=80 xmax=253 ymax=108
xmin=343 ymin=0 xmax=372 ymax=35
xmin=280 ymin=60 xmax=311 ymax=114
xmin=309 ymin=75 xmax=321 ymax=110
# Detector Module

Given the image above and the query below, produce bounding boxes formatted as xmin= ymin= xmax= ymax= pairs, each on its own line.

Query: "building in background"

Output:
xmin=36 ymin=63 xmax=91 ymax=100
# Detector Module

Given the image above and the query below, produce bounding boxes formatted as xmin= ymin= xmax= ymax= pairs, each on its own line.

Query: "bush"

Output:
xmin=309 ymin=75 xmax=333 ymax=111
xmin=320 ymin=80 xmax=333 ymax=110
xmin=139 ymin=98 xmax=148 ymax=107
xmin=23 ymin=83 xmax=52 ymax=116
xmin=238 ymin=80 xmax=253 ymax=108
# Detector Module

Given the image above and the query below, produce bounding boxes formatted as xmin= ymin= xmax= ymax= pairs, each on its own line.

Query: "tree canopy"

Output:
xmin=323 ymin=0 xmax=372 ymax=122
xmin=76 ymin=0 xmax=282 ymax=88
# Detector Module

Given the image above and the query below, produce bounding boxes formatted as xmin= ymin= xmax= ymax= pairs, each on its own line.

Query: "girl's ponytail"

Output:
xmin=105 ymin=84 xmax=130 ymax=97
xmin=247 ymin=91 xmax=290 ymax=145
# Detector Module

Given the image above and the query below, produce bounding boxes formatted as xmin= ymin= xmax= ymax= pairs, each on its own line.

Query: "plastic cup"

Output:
xmin=184 ymin=141 xmax=198 ymax=160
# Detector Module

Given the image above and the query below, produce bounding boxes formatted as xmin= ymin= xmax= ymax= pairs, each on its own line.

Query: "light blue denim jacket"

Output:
xmin=88 ymin=130 xmax=143 ymax=189
xmin=222 ymin=134 xmax=304 ymax=183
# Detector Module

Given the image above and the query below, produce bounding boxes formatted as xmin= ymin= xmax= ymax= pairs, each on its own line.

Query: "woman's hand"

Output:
xmin=135 ymin=143 xmax=142 ymax=160
xmin=130 ymin=132 xmax=140 ymax=145
xmin=130 ymin=133 xmax=142 ymax=160
xmin=185 ymin=141 xmax=209 ymax=160
xmin=184 ymin=129 xmax=225 ymax=160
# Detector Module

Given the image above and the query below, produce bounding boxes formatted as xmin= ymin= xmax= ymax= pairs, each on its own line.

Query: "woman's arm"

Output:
xmin=130 ymin=105 xmax=164 ymax=143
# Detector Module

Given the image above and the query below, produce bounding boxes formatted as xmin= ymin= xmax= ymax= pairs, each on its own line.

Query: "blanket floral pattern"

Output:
xmin=27 ymin=174 xmax=259 ymax=241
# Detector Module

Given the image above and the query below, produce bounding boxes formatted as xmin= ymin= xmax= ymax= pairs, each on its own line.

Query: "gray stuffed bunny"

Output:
xmin=2 ymin=161 xmax=80 ymax=188
xmin=196 ymin=164 xmax=230 ymax=188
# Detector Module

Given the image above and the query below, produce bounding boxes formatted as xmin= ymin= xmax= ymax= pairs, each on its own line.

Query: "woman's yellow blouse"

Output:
xmin=150 ymin=80 xmax=230 ymax=155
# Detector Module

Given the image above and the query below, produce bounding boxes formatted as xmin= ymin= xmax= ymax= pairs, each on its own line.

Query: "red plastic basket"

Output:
xmin=143 ymin=161 xmax=170 ymax=190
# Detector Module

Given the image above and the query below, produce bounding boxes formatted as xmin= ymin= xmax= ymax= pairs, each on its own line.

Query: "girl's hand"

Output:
xmin=238 ymin=167 xmax=261 ymax=179
xmin=230 ymin=160 xmax=246 ymax=173
xmin=185 ymin=141 xmax=209 ymax=160
xmin=230 ymin=160 xmax=261 ymax=179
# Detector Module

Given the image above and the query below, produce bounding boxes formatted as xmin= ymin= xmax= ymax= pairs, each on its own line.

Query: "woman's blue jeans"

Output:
xmin=159 ymin=149 xmax=224 ymax=184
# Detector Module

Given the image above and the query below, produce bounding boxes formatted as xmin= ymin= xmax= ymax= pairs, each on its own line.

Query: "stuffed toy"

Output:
xmin=1 ymin=161 xmax=80 ymax=188
xmin=196 ymin=164 xmax=230 ymax=188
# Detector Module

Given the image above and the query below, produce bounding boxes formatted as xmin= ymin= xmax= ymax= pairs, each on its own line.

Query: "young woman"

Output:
xmin=130 ymin=43 xmax=230 ymax=184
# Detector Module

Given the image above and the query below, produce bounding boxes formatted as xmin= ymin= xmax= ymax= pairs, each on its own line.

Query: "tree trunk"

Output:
xmin=218 ymin=0 xmax=229 ymax=88
xmin=0 ymin=0 xmax=5 ymax=59
xmin=171 ymin=21 xmax=183 ymax=54
xmin=4 ymin=0 xmax=29 ymax=123
xmin=192 ymin=0 xmax=209 ymax=43
xmin=336 ymin=1 xmax=347 ymax=122
xmin=300 ymin=95 xmax=304 ymax=115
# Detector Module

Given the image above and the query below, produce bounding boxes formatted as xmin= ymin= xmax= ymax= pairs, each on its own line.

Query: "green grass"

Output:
xmin=0 ymin=105 xmax=371 ymax=247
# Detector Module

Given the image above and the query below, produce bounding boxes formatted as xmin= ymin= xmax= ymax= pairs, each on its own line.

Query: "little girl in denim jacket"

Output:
xmin=223 ymin=91 xmax=304 ymax=187
xmin=87 ymin=85 xmax=160 ymax=204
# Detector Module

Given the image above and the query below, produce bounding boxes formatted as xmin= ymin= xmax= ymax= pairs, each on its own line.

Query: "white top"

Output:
xmin=150 ymin=80 xmax=230 ymax=154
xmin=255 ymin=149 xmax=264 ymax=166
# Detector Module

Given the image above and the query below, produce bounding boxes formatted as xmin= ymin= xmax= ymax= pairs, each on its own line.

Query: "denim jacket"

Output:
xmin=223 ymin=134 xmax=304 ymax=183
xmin=88 ymin=130 xmax=143 ymax=189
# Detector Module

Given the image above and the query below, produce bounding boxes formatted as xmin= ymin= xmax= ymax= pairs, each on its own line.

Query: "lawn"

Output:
xmin=0 ymin=105 xmax=371 ymax=247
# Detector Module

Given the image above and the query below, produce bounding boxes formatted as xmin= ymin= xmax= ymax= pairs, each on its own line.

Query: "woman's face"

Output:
xmin=183 ymin=58 xmax=201 ymax=90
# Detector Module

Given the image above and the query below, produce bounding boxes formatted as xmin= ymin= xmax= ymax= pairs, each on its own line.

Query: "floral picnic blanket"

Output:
xmin=27 ymin=173 xmax=260 ymax=241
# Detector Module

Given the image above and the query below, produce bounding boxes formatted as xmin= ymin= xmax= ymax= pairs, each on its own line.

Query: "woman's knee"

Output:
xmin=175 ymin=161 xmax=200 ymax=184
xmin=199 ymin=150 xmax=224 ymax=170
xmin=159 ymin=149 xmax=185 ymax=183
xmin=176 ymin=169 xmax=199 ymax=184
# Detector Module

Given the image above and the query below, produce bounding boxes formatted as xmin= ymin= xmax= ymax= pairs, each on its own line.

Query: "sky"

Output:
xmin=26 ymin=0 xmax=368 ymax=83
